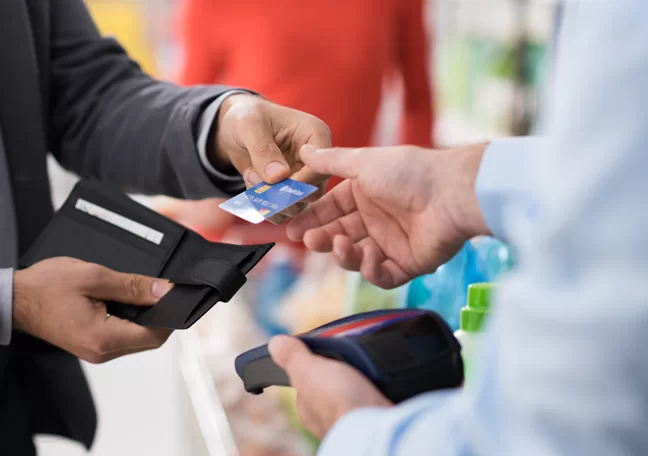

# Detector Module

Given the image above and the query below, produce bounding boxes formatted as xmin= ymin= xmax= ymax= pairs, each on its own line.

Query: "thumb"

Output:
xmin=85 ymin=266 xmax=173 ymax=306
xmin=299 ymin=145 xmax=362 ymax=179
xmin=240 ymin=118 xmax=291 ymax=184
xmin=269 ymin=335 xmax=322 ymax=388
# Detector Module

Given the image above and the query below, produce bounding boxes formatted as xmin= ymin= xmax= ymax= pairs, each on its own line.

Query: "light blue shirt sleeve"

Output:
xmin=196 ymin=90 xmax=250 ymax=185
xmin=476 ymin=137 xmax=543 ymax=241
xmin=0 ymin=269 xmax=13 ymax=345
xmin=318 ymin=1 xmax=648 ymax=455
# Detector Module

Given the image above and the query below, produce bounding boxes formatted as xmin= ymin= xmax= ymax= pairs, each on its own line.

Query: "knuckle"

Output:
xmin=92 ymin=333 xmax=114 ymax=356
xmin=315 ymin=122 xmax=332 ymax=141
xmin=152 ymin=329 xmax=172 ymax=348
xmin=123 ymin=275 xmax=142 ymax=300
xmin=84 ymin=263 xmax=107 ymax=284
xmin=85 ymin=349 xmax=108 ymax=365
xmin=253 ymin=142 xmax=279 ymax=159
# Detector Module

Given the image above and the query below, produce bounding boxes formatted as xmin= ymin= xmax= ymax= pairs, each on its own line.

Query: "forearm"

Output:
xmin=0 ymin=269 xmax=13 ymax=345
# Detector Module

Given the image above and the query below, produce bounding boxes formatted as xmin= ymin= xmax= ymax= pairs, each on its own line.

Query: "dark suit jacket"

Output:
xmin=0 ymin=0 xmax=241 ymax=452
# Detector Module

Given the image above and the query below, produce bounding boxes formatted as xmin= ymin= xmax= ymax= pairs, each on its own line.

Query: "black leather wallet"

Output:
xmin=19 ymin=180 xmax=274 ymax=329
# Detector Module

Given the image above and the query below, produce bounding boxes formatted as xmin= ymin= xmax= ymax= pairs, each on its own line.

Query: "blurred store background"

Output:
xmin=42 ymin=1 xmax=558 ymax=455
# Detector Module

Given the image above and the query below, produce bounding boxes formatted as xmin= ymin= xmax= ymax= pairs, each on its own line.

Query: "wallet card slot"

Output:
xmin=70 ymin=181 xmax=186 ymax=252
xmin=25 ymin=215 xmax=163 ymax=276
xmin=63 ymin=208 xmax=168 ymax=260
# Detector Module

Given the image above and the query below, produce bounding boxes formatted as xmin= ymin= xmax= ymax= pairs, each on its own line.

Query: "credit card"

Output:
xmin=219 ymin=178 xmax=318 ymax=224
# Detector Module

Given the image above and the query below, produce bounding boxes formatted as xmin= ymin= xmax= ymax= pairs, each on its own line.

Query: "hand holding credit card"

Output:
xmin=220 ymin=178 xmax=318 ymax=224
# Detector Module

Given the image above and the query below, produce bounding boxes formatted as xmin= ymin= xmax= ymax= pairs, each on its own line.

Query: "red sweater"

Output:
xmin=178 ymin=0 xmax=434 ymax=150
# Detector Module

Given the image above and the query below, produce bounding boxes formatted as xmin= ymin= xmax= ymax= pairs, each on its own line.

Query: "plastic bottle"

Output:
xmin=403 ymin=242 xmax=487 ymax=331
xmin=473 ymin=236 xmax=514 ymax=281
xmin=344 ymin=272 xmax=403 ymax=316
xmin=454 ymin=282 xmax=494 ymax=383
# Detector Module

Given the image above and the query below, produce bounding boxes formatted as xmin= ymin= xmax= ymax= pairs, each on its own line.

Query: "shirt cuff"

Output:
xmin=318 ymin=390 xmax=464 ymax=455
xmin=197 ymin=90 xmax=252 ymax=184
xmin=0 ymin=269 xmax=14 ymax=346
xmin=319 ymin=408 xmax=389 ymax=455
xmin=476 ymin=137 xmax=541 ymax=241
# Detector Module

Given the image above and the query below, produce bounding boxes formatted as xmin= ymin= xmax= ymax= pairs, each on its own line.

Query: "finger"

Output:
xmin=305 ymin=122 xmax=333 ymax=150
xmin=299 ymin=145 xmax=364 ymax=179
xmin=97 ymin=317 xmax=172 ymax=355
xmin=290 ymin=165 xmax=328 ymax=187
xmin=267 ymin=213 xmax=290 ymax=225
xmin=302 ymin=211 xmax=369 ymax=252
xmin=278 ymin=182 xmax=325 ymax=218
xmin=370 ymin=259 xmax=413 ymax=290
xmin=353 ymin=238 xmax=412 ymax=289
xmin=84 ymin=265 xmax=173 ymax=306
xmin=286 ymin=182 xmax=357 ymax=241
xmin=269 ymin=336 xmax=325 ymax=391
xmin=332 ymin=235 xmax=363 ymax=271
xmin=302 ymin=183 xmax=326 ymax=204
xmin=243 ymin=166 xmax=263 ymax=187
xmin=240 ymin=118 xmax=291 ymax=183
xmin=93 ymin=337 xmax=170 ymax=363
xmin=279 ymin=202 xmax=307 ymax=218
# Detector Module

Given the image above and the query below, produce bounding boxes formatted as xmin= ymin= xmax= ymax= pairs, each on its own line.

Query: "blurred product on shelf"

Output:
xmin=402 ymin=238 xmax=512 ymax=331
xmin=435 ymin=0 xmax=557 ymax=145
xmin=402 ymin=241 xmax=484 ymax=331
xmin=454 ymin=282 xmax=495 ymax=383
xmin=254 ymin=246 xmax=300 ymax=337
xmin=86 ymin=0 xmax=158 ymax=76
xmin=473 ymin=236 xmax=515 ymax=281
xmin=277 ymin=253 xmax=347 ymax=335
xmin=343 ymin=272 xmax=404 ymax=316
xmin=191 ymin=287 xmax=315 ymax=455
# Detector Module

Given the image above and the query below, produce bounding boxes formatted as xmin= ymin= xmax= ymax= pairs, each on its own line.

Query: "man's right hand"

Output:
xmin=13 ymin=257 xmax=173 ymax=364
xmin=287 ymin=143 xmax=491 ymax=289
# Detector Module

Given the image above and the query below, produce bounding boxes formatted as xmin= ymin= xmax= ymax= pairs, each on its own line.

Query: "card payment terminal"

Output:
xmin=235 ymin=309 xmax=464 ymax=404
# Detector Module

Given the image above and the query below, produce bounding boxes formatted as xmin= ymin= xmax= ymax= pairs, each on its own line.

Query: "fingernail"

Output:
xmin=301 ymin=145 xmax=318 ymax=155
xmin=246 ymin=170 xmax=262 ymax=186
xmin=152 ymin=280 xmax=172 ymax=298
xmin=265 ymin=161 xmax=288 ymax=179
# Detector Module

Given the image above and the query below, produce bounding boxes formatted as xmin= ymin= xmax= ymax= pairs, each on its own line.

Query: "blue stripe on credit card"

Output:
xmin=219 ymin=178 xmax=318 ymax=224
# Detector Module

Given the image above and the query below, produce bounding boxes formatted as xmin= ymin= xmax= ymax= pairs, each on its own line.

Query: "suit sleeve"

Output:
xmin=48 ymin=0 xmax=241 ymax=199
xmin=397 ymin=0 xmax=434 ymax=146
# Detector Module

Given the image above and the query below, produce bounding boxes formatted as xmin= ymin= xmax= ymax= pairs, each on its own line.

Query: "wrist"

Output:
xmin=442 ymin=143 xmax=491 ymax=239
xmin=209 ymin=93 xmax=258 ymax=174
xmin=12 ymin=270 xmax=38 ymax=335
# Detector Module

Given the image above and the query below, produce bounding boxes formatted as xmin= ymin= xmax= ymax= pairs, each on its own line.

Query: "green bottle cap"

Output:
xmin=460 ymin=283 xmax=495 ymax=333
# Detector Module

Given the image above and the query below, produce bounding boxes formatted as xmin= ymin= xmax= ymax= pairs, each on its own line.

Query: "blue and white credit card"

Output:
xmin=219 ymin=178 xmax=318 ymax=224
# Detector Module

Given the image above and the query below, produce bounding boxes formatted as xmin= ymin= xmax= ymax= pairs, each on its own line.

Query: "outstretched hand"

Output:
xmin=287 ymin=144 xmax=489 ymax=288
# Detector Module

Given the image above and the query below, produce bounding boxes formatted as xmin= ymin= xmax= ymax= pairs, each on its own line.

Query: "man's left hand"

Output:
xmin=269 ymin=335 xmax=393 ymax=439
xmin=212 ymin=95 xmax=331 ymax=219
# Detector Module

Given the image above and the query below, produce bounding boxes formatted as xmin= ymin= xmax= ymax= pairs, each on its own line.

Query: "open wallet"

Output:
xmin=19 ymin=180 xmax=274 ymax=329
